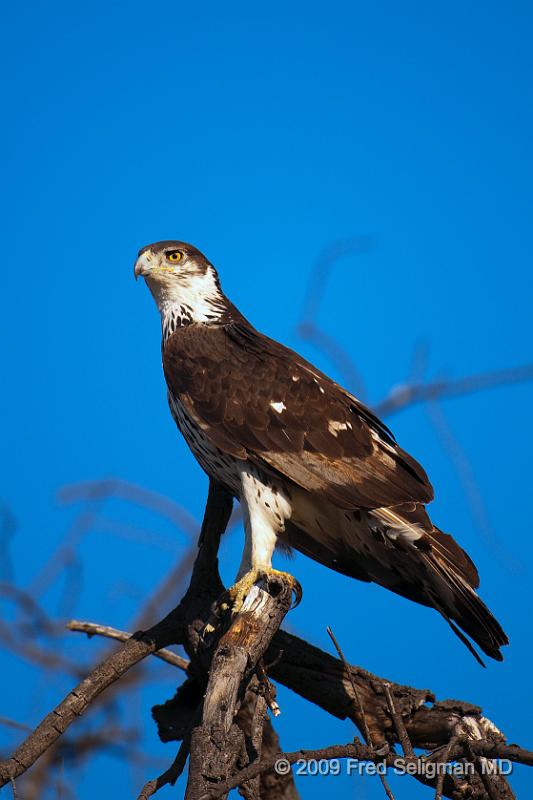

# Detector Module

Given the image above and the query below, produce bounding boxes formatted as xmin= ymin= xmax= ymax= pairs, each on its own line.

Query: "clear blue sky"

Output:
xmin=1 ymin=1 xmax=532 ymax=797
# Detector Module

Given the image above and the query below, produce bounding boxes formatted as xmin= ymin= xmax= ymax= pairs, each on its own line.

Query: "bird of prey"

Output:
xmin=134 ymin=240 xmax=508 ymax=663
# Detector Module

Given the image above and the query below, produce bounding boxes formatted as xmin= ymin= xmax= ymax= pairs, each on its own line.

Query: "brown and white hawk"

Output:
xmin=134 ymin=240 xmax=508 ymax=663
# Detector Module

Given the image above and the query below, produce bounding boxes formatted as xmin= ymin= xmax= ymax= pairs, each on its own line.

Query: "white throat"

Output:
xmin=147 ymin=268 xmax=226 ymax=342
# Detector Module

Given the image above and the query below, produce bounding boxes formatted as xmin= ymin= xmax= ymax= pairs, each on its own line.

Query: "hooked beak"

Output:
xmin=134 ymin=253 xmax=152 ymax=281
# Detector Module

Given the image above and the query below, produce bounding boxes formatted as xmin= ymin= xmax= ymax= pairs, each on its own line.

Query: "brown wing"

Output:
xmin=163 ymin=321 xmax=434 ymax=510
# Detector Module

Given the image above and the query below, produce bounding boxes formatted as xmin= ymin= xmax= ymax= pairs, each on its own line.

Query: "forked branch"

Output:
xmin=1 ymin=480 xmax=531 ymax=800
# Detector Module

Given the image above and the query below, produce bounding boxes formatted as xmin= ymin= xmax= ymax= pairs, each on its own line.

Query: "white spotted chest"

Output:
xmin=167 ymin=391 xmax=294 ymax=577
xmin=167 ymin=392 xmax=241 ymax=494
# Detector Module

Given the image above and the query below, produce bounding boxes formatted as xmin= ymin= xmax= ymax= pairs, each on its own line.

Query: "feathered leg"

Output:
xmin=206 ymin=468 xmax=301 ymax=631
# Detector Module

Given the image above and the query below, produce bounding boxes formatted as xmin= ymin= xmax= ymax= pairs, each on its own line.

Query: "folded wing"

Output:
xmin=163 ymin=321 xmax=433 ymax=510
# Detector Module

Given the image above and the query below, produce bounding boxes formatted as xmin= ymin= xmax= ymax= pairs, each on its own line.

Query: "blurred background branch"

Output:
xmin=1 ymin=238 xmax=531 ymax=798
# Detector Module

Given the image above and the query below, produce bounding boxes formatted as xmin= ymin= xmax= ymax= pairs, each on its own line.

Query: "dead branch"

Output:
xmin=0 ymin=631 xmax=160 ymax=784
xmin=185 ymin=580 xmax=293 ymax=800
xmin=295 ymin=234 xmax=533 ymax=423
xmin=327 ymin=625 xmax=396 ymax=799
xmin=297 ymin=321 xmax=368 ymax=401
xmin=373 ymin=364 xmax=533 ymax=418
xmin=0 ymin=717 xmax=32 ymax=734
xmin=64 ymin=610 xmax=531 ymax=778
xmin=66 ymin=619 xmax=189 ymax=670
xmin=58 ymin=478 xmax=200 ymax=541
xmin=382 ymin=682 xmax=415 ymax=758
xmin=0 ymin=479 xmax=232 ymax=787
xmin=198 ymin=734 xmax=532 ymax=800
xmin=2 ymin=479 xmax=531 ymax=800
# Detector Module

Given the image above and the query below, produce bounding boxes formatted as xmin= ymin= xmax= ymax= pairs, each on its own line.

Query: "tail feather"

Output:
xmin=285 ymin=492 xmax=509 ymax=663
xmin=419 ymin=546 xmax=509 ymax=662
xmin=378 ymin=505 xmax=509 ymax=662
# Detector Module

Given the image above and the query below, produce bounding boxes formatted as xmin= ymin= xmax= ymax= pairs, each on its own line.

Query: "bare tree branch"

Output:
xmin=66 ymin=620 xmax=189 ymax=671
xmin=374 ymin=364 xmax=533 ymax=418
xmin=1 ymin=479 xmax=530 ymax=799
xmin=0 ymin=480 xmax=232 ymax=787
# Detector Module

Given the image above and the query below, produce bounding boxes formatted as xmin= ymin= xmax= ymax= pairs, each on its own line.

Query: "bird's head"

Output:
xmin=134 ymin=240 xmax=226 ymax=325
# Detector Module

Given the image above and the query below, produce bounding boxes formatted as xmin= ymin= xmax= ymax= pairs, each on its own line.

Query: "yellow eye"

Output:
xmin=167 ymin=251 xmax=182 ymax=263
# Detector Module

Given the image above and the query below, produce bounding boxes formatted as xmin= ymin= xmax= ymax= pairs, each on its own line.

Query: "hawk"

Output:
xmin=135 ymin=240 xmax=508 ymax=663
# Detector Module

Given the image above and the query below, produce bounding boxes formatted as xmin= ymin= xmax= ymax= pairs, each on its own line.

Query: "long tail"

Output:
xmin=418 ymin=538 xmax=509 ymax=664
xmin=377 ymin=506 xmax=509 ymax=664
xmin=285 ymin=494 xmax=509 ymax=664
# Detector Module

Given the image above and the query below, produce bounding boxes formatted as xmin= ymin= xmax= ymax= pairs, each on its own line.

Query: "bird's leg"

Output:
xmin=203 ymin=469 xmax=301 ymax=636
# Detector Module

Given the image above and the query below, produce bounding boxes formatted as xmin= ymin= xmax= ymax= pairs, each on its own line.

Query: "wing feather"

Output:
xmin=163 ymin=322 xmax=433 ymax=509
xmin=162 ymin=320 xmax=508 ymax=661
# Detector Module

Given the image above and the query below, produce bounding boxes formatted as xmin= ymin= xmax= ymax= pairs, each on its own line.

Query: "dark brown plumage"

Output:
xmin=136 ymin=239 xmax=509 ymax=664
xmin=164 ymin=320 xmax=433 ymax=509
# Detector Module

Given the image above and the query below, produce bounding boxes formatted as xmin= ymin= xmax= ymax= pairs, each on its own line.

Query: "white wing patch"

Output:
xmin=270 ymin=401 xmax=286 ymax=413
xmin=375 ymin=507 xmax=424 ymax=543
xmin=369 ymin=427 xmax=397 ymax=455
xmin=328 ymin=420 xmax=351 ymax=436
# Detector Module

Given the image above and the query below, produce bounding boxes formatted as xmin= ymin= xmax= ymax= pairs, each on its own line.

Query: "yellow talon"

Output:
xmin=259 ymin=568 xmax=302 ymax=609
xmin=203 ymin=568 xmax=302 ymax=638
xmin=225 ymin=568 xmax=302 ymax=613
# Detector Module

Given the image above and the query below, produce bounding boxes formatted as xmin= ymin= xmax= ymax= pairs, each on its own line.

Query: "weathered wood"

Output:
xmin=1 ymin=480 xmax=528 ymax=800
xmin=185 ymin=581 xmax=294 ymax=800
xmin=257 ymin=715 xmax=300 ymax=800
xmin=0 ymin=479 xmax=233 ymax=788
xmin=236 ymin=686 xmax=268 ymax=800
